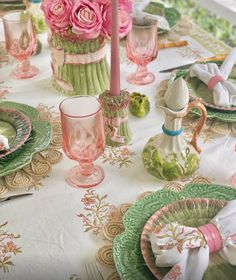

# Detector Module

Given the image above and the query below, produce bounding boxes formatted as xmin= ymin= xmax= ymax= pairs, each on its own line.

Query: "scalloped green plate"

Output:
xmin=0 ymin=101 xmax=53 ymax=177
xmin=143 ymin=1 xmax=181 ymax=34
xmin=113 ymin=184 xmax=236 ymax=280
xmin=191 ymin=107 xmax=236 ymax=123
xmin=0 ymin=107 xmax=32 ymax=158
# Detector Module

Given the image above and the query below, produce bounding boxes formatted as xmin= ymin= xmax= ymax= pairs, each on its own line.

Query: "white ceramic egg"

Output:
xmin=164 ymin=77 xmax=190 ymax=111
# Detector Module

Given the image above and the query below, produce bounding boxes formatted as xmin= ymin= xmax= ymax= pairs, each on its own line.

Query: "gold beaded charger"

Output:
xmin=0 ymin=105 xmax=62 ymax=194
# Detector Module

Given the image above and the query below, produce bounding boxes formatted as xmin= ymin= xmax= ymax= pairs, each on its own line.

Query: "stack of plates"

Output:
xmin=185 ymin=65 xmax=236 ymax=123
xmin=113 ymin=183 xmax=236 ymax=279
xmin=0 ymin=101 xmax=52 ymax=177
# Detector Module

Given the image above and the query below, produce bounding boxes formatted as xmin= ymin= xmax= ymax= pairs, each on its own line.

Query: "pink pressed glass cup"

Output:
xmin=126 ymin=16 xmax=158 ymax=85
xmin=3 ymin=11 xmax=39 ymax=79
xmin=59 ymin=96 xmax=106 ymax=188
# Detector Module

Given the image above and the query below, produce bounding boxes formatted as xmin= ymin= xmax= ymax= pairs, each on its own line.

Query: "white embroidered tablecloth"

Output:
xmin=0 ymin=21 xmax=235 ymax=280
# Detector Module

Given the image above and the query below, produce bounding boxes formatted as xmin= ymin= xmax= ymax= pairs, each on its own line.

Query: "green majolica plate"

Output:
xmin=191 ymin=107 xmax=236 ymax=123
xmin=0 ymin=101 xmax=53 ymax=177
xmin=143 ymin=1 xmax=181 ymax=34
xmin=0 ymin=107 xmax=32 ymax=158
xmin=113 ymin=183 xmax=236 ymax=280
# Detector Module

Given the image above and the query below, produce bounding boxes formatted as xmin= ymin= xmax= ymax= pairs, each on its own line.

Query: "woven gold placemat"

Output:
xmin=0 ymin=105 xmax=62 ymax=194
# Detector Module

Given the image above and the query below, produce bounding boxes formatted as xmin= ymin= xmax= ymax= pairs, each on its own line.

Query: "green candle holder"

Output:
xmin=99 ymin=90 xmax=132 ymax=147
xmin=50 ymin=32 xmax=110 ymax=96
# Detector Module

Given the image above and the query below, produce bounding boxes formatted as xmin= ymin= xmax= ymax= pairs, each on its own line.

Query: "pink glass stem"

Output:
xmin=20 ymin=60 xmax=31 ymax=72
xmin=110 ymin=0 xmax=120 ymax=96
xmin=136 ymin=64 xmax=148 ymax=77
xmin=79 ymin=162 xmax=95 ymax=177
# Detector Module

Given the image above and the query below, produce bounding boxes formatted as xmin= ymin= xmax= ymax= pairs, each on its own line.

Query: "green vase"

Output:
xmin=50 ymin=33 xmax=110 ymax=96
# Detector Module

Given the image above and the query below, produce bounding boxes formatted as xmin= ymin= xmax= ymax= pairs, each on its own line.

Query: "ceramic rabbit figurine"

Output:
xmin=142 ymin=77 xmax=207 ymax=181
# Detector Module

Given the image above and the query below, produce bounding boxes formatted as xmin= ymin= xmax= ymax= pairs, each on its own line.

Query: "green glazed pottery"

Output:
xmin=141 ymin=198 xmax=228 ymax=279
xmin=50 ymin=33 xmax=110 ymax=96
xmin=129 ymin=92 xmax=150 ymax=118
xmin=0 ymin=107 xmax=32 ymax=158
xmin=0 ymin=101 xmax=53 ymax=177
xmin=99 ymin=91 xmax=132 ymax=147
xmin=143 ymin=78 xmax=207 ymax=181
xmin=191 ymin=107 xmax=236 ymax=123
xmin=143 ymin=1 xmax=181 ymax=34
xmin=113 ymin=183 xmax=236 ymax=280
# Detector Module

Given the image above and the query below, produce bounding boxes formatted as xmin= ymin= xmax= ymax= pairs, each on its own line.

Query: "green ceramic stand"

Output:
xmin=50 ymin=33 xmax=110 ymax=96
xmin=99 ymin=90 xmax=132 ymax=147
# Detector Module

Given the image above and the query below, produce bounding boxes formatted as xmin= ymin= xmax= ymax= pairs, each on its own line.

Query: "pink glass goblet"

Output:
xmin=126 ymin=16 xmax=158 ymax=85
xmin=3 ymin=11 xmax=39 ymax=79
xmin=59 ymin=96 xmax=106 ymax=188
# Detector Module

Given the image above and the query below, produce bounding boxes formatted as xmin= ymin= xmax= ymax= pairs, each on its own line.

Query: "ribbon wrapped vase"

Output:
xmin=41 ymin=0 xmax=132 ymax=96
xmin=50 ymin=33 xmax=110 ymax=96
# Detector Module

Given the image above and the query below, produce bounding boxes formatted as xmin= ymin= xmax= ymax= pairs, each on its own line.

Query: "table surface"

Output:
xmin=0 ymin=20 xmax=236 ymax=280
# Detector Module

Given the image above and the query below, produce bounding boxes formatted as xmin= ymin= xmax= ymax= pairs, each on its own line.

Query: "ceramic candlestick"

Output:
xmin=142 ymin=77 xmax=207 ymax=181
xmin=99 ymin=90 xmax=132 ymax=146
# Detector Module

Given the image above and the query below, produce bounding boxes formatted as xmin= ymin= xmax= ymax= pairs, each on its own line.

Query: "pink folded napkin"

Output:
xmin=0 ymin=135 xmax=9 ymax=151
xmin=189 ymin=48 xmax=236 ymax=107
xmin=149 ymin=200 xmax=236 ymax=280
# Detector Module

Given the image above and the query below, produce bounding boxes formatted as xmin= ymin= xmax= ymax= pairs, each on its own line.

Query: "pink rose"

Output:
xmin=95 ymin=0 xmax=108 ymax=4
xmin=70 ymin=0 xmax=103 ymax=39
xmin=41 ymin=0 xmax=73 ymax=32
xmin=101 ymin=0 xmax=132 ymax=38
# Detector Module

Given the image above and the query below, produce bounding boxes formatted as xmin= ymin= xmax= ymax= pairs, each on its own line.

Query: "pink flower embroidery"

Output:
xmin=70 ymin=0 xmax=103 ymax=39
xmin=41 ymin=0 xmax=73 ymax=33
xmin=166 ymin=265 xmax=182 ymax=280
xmin=81 ymin=197 xmax=96 ymax=206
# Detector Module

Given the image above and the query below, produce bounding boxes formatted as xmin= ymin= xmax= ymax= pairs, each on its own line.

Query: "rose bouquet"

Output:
xmin=41 ymin=0 xmax=132 ymax=96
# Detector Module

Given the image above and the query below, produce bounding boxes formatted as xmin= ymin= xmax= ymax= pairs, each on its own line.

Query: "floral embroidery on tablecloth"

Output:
xmin=77 ymin=189 xmax=113 ymax=235
xmin=0 ymin=222 xmax=22 ymax=273
xmin=101 ymin=146 xmax=136 ymax=168
xmin=36 ymin=103 xmax=60 ymax=122
xmin=0 ymin=81 xmax=10 ymax=100
xmin=176 ymin=45 xmax=205 ymax=61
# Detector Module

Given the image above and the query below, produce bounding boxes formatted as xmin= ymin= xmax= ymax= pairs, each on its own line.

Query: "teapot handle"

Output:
xmin=184 ymin=99 xmax=207 ymax=154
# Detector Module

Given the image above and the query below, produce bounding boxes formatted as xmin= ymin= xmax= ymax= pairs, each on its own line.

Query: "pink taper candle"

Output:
xmin=110 ymin=0 xmax=120 ymax=96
